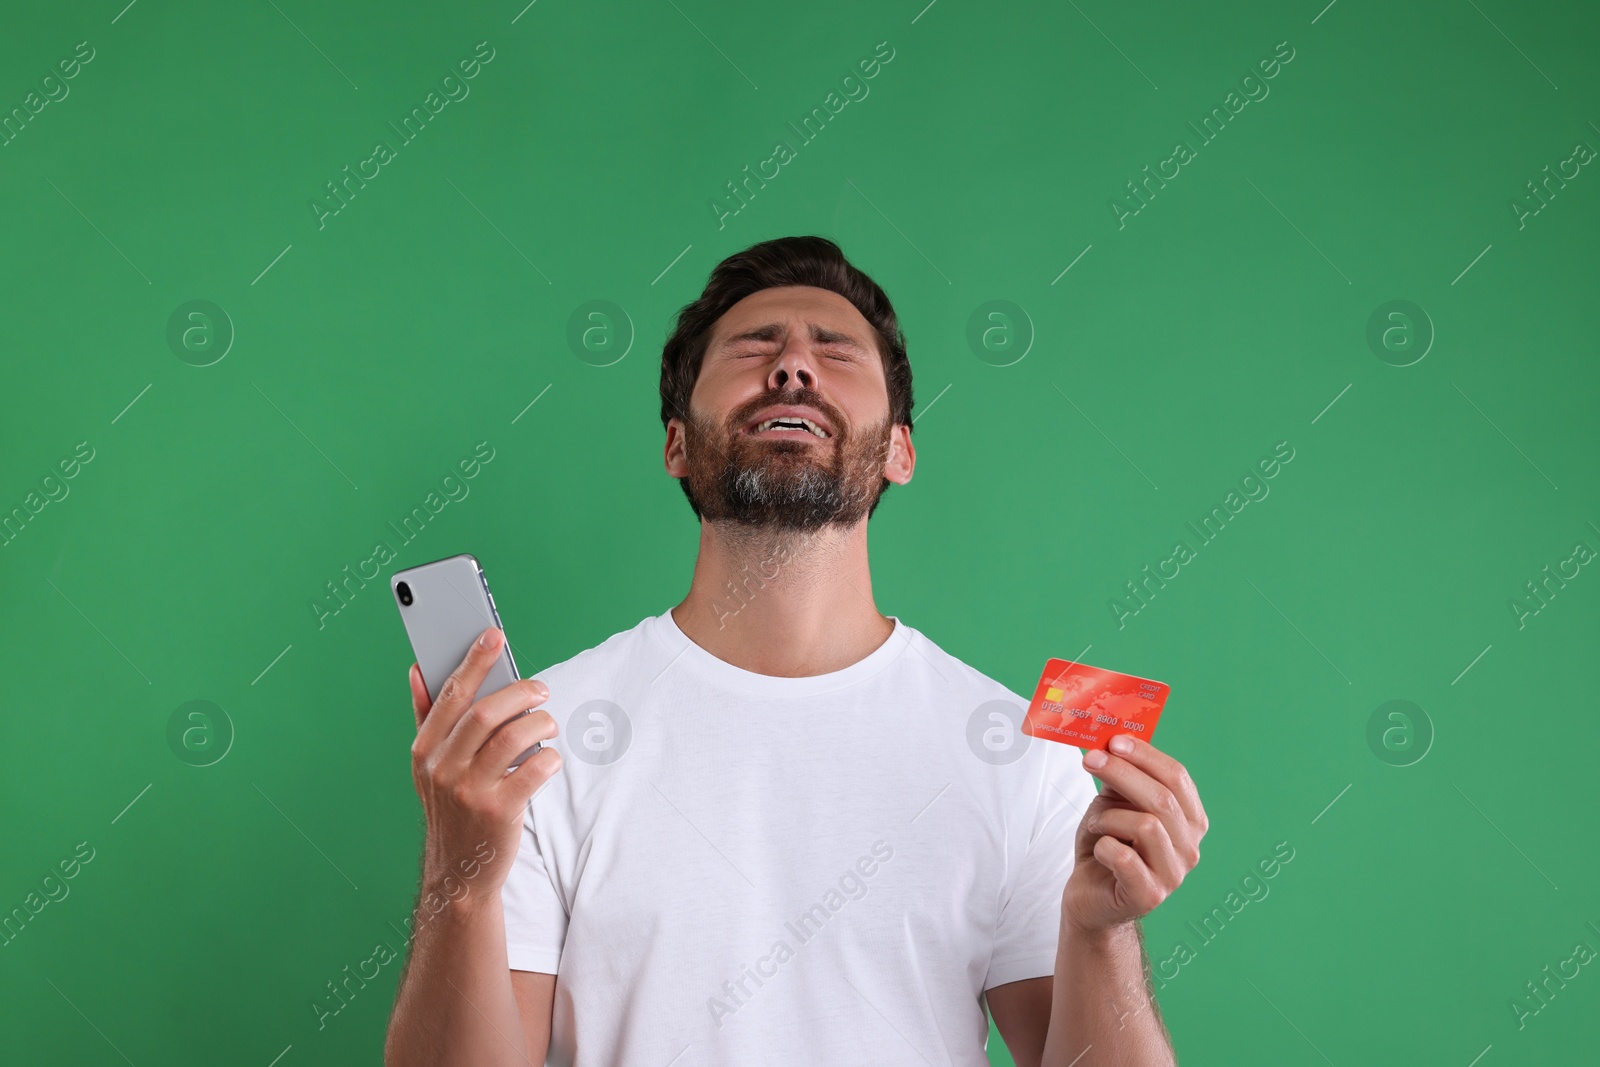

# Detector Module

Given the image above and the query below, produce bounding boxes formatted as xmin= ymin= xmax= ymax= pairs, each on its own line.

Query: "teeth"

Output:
xmin=756 ymin=417 xmax=828 ymax=438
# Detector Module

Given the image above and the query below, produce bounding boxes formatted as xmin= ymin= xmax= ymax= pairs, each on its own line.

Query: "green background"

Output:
xmin=3 ymin=0 xmax=1597 ymax=1063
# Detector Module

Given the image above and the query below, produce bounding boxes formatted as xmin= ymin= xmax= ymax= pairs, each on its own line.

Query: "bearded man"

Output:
xmin=386 ymin=235 xmax=1208 ymax=1067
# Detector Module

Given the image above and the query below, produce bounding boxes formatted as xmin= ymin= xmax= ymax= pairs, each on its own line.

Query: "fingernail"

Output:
xmin=1110 ymin=735 xmax=1134 ymax=755
xmin=478 ymin=628 xmax=497 ymax=648
xmin=1084 ymin=749 xmax=1108 ymax=769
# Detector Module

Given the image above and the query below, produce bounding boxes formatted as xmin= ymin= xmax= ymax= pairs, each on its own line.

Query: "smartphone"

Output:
xmin=391 ymin=553 xmax=542 ymax=770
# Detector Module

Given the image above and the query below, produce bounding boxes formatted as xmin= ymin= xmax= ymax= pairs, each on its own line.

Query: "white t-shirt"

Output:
xmin=501 ymin=609 xmax=1098 ymax=1066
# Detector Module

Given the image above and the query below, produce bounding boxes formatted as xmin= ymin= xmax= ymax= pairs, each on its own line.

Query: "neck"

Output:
xmin=672 ymin=518 xmax=894 ymax=677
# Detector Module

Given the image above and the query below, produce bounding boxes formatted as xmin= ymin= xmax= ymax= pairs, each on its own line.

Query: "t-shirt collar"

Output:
xmin=649 ymin=606 xmax=911 ymax=696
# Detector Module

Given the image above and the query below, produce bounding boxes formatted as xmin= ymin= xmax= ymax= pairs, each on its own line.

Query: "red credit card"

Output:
xmin=1022 ymin=658 xmax=1170 ymax=751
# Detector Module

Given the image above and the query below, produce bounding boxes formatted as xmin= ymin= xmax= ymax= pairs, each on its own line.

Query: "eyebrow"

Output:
xmin=715 ymin=322 xmax=870 ymax=354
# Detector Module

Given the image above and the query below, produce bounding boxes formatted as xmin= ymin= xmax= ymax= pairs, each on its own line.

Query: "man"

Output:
xmin=385 ymin=236 xmax=1208 ymax=1066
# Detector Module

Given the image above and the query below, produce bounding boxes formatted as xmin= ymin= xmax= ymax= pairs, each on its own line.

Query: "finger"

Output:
xmin=439 ymin=677 xmax=551 ymax=769
xmin=410 ymin=663 xmax=432 ymax=729
xmin=497 ymin=745 xmax=564 ymax=810
xmin=1091 ymin=835 xmax=1168 ymax=914
xmin=1081 ymin=805 xmax=1184 ymax=890
xmin=1103 ymin=735 xmax=1206 ymax=830
xmin=1082 ymin=749 xmax=1199 ymax=866
xmin=495 ymin=734 xmax=564 ymax=803
xmin=461 ymin=705 xmax=559 ymax=787
xmin=417 ymin=627 xmax=506 ymax=749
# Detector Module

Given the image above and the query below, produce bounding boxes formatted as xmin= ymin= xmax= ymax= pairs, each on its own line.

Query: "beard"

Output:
xmin=679 ymin=386 xmax=892 ymax=531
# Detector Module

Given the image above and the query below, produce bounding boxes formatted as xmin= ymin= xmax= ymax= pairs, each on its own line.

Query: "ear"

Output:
xmin=883 ymin=422 xmax=915 ymax=485
xmin=663 ymin=418 xmax=689 ymax=478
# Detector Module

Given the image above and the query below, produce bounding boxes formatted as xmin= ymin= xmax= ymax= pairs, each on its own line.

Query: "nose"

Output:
xmin=765 ymin=339 xmax=817 ymax=393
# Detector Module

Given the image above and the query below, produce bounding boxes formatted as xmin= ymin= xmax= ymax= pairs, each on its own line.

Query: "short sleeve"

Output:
xmin=984 ymin=739 xmax=1098 ymax=990
xmin=501 ymin=808 xmax=567 ymax=974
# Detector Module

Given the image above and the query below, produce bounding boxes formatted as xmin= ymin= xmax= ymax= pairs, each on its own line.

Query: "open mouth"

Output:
xmin=748 ymin=416 xmax=831 ymax=439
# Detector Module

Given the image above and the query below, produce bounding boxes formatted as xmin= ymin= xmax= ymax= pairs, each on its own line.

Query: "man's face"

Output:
xmin=664 ymin=286 xmax=914 ymax=531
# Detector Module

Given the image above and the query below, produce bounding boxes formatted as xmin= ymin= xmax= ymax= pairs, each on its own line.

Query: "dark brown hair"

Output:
xmin=659 ymin=235 xmax=913 ymax=435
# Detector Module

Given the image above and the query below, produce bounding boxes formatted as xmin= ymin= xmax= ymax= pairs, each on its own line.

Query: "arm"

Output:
xmin=384 ymin=628 xmax=564 ymax=1066
xmin=992 ymin=735 xmax=1206 ymax=1066
xmin=385 ymin=891 xmax=550 ymax=1065
xmin=988 ymin=923 xmax=1171 ymax=1067
xmin=1044 ymin=920 xmax=1172 ymax=1066
xmin=511 ymin=970 xmax=558 ymax=1056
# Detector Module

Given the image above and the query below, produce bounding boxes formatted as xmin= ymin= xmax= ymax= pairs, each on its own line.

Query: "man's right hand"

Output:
xmin=407 ymin=626 xmax=562 ymax=906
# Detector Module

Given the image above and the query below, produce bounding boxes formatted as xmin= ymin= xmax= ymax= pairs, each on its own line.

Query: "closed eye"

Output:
xmin=729 ymin=346 xmax=856 ymax=363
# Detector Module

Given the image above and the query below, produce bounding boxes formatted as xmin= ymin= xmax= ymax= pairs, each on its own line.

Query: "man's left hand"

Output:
xmin=1063 ymin=735 xmax=1208 ymax=936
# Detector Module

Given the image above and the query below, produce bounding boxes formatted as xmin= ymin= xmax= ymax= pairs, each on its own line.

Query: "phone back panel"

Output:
xmin=391 ymin=554 xmax=540 ymax=766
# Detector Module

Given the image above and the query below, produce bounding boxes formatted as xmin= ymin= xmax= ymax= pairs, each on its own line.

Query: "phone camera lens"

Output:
xmin=396 ymin=582 xmax=413 ymax=606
